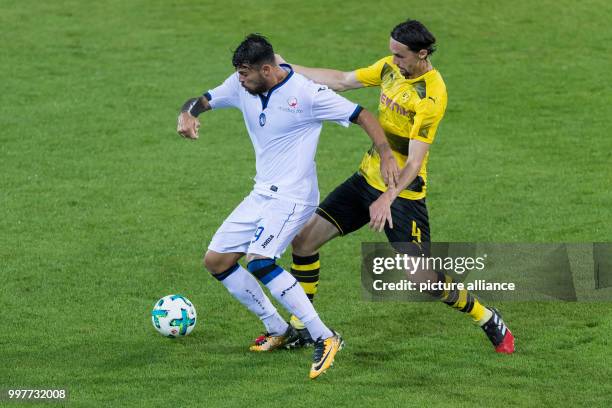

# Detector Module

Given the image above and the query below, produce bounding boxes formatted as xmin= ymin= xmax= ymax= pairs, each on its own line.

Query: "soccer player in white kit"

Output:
xmin=177 ymin=34 xmax=398 ymax=379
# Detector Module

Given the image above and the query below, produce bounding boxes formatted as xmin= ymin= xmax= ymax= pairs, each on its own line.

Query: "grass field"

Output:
xmin=1 ymin=0 xmax=612 ymax=406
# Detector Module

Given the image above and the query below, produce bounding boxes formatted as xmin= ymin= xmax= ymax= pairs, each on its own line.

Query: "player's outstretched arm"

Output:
xmin=177 ymin=96 xmax=211 ymax=140
xmin=275 ymin=54 xmax=362 ymax=92
xmin=354 ymin=109 xmax=399 ymax=188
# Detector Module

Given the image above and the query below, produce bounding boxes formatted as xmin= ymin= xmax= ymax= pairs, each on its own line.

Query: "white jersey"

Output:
xmin=205 ymin=64 xmax=361 ymax=206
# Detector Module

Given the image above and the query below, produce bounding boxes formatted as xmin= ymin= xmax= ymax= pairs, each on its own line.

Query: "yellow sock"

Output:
xmin=290 ymin=253 xmax=320 ymax=329
xmin=441 ymin=279 xmax=491 ymax=324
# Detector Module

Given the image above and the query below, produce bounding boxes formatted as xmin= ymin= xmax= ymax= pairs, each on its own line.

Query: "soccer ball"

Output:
xmin=151 ymin=294 xmax=197 ymax=337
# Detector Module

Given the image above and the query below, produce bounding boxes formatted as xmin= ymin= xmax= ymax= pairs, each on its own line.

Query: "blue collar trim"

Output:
xmin=258 ymin=64 xmax=294 ymax=110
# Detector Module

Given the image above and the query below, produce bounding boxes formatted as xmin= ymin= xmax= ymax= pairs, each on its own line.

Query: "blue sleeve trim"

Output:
xmin=349 ymin=105 xmax=363 ymax=123
xmin=203 ymin=92 xmax=212 ymax=101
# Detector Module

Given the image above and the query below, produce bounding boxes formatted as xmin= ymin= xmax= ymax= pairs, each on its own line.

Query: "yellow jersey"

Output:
xmin=355 ymin=56 xmax=447 ymax=200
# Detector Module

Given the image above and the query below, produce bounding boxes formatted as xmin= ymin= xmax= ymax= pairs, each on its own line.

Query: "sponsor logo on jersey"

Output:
xmin=380 ymin=92 xmax=410 ymax=116
xmin=278 ymin=105 xmax=303 ymax=114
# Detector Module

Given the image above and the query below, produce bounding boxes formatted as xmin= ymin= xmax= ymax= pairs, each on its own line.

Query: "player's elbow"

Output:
xmin=332 ymin=82 xmax=348 ymax=92
xmin=332 ymin=72 xmax=356 ymax=92
xmin=292 ymin=232 xmax=315 ymax=256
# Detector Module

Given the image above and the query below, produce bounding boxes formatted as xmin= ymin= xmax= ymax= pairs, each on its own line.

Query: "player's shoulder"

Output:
xmin=364 ymin=55 xmax=394 ymax=66
xmin=427 ymin=69 xmax=445 ymax=83
xmin=416 ymin=70 xmax=447 ymax=114
xmin=424 ymin=69 xmax=447 ymax=95
xmin=218 ymin=71 xmax=242 ymax=92
xmin=291 ymin=71 xmax=337 ymax=98
xmin=359 ymin=55 xmax=396 ymax=72
xmin=379 ymin=55 xmax=395 ymax=65
xmin=224 ymin=71 xmax=241 ymax=83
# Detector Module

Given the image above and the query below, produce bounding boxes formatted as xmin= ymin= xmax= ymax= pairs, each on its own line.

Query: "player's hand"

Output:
xmin=177 ymin=112 xmax=200 ymax=140
xmin=380 ymin=151 xmax=400 ymax=189
xmin=274 ymin=53 xmax=287 ymax=65
xmin=369 ymin=192 xmax=393 ymax=232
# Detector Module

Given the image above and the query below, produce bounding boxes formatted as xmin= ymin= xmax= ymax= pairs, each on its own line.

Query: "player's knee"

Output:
xmin=202 ymin=251 xmax=217 ymax=273
xmin=292 ymin=214 xmax=337 ymax=256
xmin=203 ymin=251 xmax=231 ymax=275
xmin=291 ymin=232 xmax=306 ymax=252
xmin=291 ymin=231 xmax=316 ymax=256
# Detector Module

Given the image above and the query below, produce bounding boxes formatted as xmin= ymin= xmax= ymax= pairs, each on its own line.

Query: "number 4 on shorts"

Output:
xmin=411 ymin=220 xmax=421 ymax=243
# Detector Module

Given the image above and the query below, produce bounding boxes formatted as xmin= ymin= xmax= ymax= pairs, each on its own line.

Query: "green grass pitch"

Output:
xmin=1 ymin=0 xmax=611 ymax=406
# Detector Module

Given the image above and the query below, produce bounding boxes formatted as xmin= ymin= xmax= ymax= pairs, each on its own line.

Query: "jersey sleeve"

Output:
xmin=310 ymin=86 xmax=361 ymax=127
xmin=205 ymin=73 xmax=240 ymax=109
xmin=354 ymin=57 xmax=390 ymax=87
xmin=409 ymin=97 xmax=443 ymax=144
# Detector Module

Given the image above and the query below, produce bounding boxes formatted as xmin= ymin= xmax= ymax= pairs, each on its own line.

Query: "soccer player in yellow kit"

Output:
xmin=275 ymin=19 xmax=515 ymax=354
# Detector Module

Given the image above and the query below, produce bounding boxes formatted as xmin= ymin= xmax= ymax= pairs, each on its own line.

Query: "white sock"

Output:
xmin=264 ymin=268 xmax=333 ymax=341
xmin=219 ymin=265 xmax=288 ymax=335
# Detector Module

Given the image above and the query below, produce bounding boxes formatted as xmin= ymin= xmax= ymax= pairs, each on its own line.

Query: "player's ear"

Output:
xmin=260 ymin=63 xmax=272 ymax=76
xmin=418 ymin=49 xmax=428 ymax=60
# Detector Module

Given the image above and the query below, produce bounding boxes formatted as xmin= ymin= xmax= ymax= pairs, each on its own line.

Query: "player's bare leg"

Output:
xmin=203 ymin=250 xmax=243 ymax=275
xmin=292 ymin=213 xmax=341 ymax=257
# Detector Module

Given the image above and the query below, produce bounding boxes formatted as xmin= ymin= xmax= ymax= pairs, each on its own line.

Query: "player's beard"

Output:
xmin=242 ymin=79 xmax=268 ymax=95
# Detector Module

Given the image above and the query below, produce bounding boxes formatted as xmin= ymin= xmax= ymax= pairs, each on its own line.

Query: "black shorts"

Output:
xmin=316 ymin=173 xmax=430 ymax=251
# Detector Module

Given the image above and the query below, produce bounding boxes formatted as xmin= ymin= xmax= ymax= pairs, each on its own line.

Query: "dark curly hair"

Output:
xmin=232 ymin=33 xmax=275 ymax=68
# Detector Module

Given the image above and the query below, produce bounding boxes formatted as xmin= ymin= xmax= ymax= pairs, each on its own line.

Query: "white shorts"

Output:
xmin=208 ymin=191 xmax=316 ymax=259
